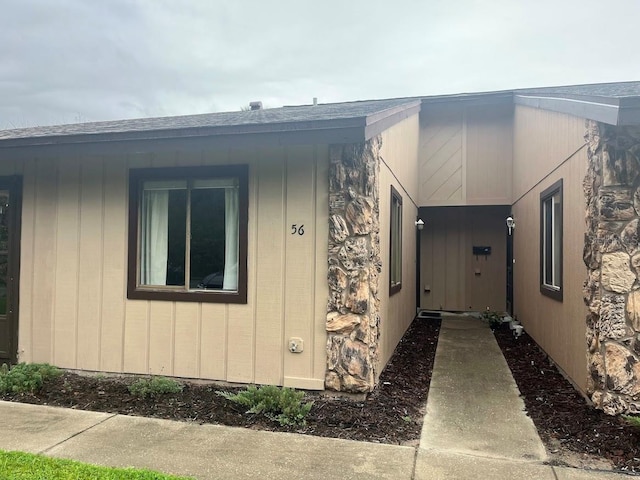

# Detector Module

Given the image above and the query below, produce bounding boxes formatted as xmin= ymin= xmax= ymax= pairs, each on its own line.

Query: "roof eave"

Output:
xmin=364 ymin=100 xmax=421 ymax=140
xmin=617 ymin=97 xmax=640 ymax=125
xmin=0 ymin=125 xmax=370 ymax=160
xmin=0 ymin=101 xmax=423 ymax=157
xmin=513 ymin=94 xmax=640 ymax=126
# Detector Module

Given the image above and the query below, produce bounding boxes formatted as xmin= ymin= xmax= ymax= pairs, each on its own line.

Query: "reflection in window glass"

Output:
xmin=139 ymin=178 xmax=239 ymax=292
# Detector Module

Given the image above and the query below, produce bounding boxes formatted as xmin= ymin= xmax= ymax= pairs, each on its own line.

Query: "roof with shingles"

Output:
xmin=517 ymin=81 xmax=640 ymax=99
xmin=0 ymin=98 xmax=419 ymax=142
xmin=1 ymin=81 xmax=639 ymax=147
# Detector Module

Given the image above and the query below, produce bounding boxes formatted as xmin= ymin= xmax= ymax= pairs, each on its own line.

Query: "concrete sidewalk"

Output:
xmin=0 ymin=316 xmax=629 ymax=479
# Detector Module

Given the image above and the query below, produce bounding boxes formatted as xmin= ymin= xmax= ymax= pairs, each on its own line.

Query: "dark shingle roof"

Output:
xmin=517 ymin=81 xmax=640 ymax=99
xmin=2 ymin=81 xmax=640 ymax=150
xmin=0 ymin=98 xmax=419 ymax=144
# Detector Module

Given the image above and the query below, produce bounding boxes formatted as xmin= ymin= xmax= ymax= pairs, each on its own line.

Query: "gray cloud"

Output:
xmin=1 ymin=0 xmax=639 ymax=128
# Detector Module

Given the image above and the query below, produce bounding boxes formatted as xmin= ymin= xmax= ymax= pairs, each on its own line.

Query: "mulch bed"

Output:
xmin=494 ymin=325 xmax=640 ymax=474
xmin=0 ymin=318 xmax=440 ymax=445
xmin=6 ymin=317 xmax=638 ymax=471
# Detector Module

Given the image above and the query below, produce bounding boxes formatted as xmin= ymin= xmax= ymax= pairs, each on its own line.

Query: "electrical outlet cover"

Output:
xmin=288 ymin=337 xmax=304 ymax=353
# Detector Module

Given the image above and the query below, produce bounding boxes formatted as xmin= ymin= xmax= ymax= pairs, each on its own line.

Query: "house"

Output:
xmin=0 ymin=81 xmax=639 ymax=414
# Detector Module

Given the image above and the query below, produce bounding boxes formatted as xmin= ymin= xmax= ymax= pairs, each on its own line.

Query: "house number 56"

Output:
xmin=291 ymin=224 xmax=305 ymax=235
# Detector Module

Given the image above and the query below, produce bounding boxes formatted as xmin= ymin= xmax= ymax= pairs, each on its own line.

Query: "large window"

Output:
xmin=389 ymin=186 xmax=402 ymax=295
xmin=540 ymin=179 xmax=562 ymax=301
xmin=128 ymin=165 xmax=248 ymax=303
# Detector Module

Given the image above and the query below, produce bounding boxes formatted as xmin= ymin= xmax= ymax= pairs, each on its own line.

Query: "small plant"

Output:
xmin=128 ymin=376 xmax=183 ymax=398
xmin=624 ymin=415 xmax=640 ymax=428
xmin=218 ymin=385 xmax=313 ymax=426
xmin=481 ymin=309 xmax=503 ymax=329
xmin=0 ymin=363 xmax=62 ymax=394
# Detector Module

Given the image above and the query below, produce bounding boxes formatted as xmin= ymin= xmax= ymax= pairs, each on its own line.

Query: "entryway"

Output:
xmin=0 ymin=176 xmax=22 ymax=365
xmin=418 ymin=205 xmax=510 ymax=312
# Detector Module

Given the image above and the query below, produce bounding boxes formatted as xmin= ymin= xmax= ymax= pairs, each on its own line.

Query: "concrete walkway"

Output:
xmin=0 ymin=316 xmax=628 ymax=479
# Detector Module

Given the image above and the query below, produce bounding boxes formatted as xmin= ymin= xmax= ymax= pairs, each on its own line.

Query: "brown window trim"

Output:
xmin=389 ymin=185 xmax=402 ymax=296
xmin=127 ymin=164 xmax=248 ymax=304
xmin=539 ymin=179 xmax=563 ymax=302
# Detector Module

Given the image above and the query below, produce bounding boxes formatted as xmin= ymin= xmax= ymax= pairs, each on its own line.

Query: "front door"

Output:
xmin=0 ymin=177 xmax=22 ymax=366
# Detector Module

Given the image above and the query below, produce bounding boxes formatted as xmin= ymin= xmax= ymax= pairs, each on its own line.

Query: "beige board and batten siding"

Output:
xmin=511 ymin=104 xmax=589 ymax=392
xmin=419 ymin=205 xmax=509 ymax=312
xmin=419 ymin=102 xmax=513 ymax=207
xmin=377 ymin=114 xmax=420 ymax=372
xmin=417 ymin=101 xmax=512 ymax=311
xmin=17 ymin=145 xmax=329 ymax=390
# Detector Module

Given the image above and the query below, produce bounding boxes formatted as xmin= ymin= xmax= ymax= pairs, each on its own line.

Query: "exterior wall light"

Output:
xmin=415 ymin=219 xmax=425 ymax=231
xmin=506 ymin=216 xmax=515 ymax=235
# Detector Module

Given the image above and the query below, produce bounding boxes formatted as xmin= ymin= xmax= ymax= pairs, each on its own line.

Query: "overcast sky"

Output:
xmin=1 ymin=0 xmax=639 ymax=129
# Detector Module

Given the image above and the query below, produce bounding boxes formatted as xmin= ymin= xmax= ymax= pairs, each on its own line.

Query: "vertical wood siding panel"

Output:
xmin=465 ymin=105 xmax=513 ymax=204
xmin=145 ymin=151 xmax=181 ymax=375
xmin=173 ymin=302 xmax=199 ymax=378
xmin=254 ymin=148 xmax=285 ymax=385
xmin=122 ymin=154 xmax=152 ymax=374
xmin=148 ymin=301 xmax=174 ymax=375
xmin=200 ymin=303 xmax=227 ymax=380
xmin=283 ymin=146 xmax=315 ymax=383
xmin=512 ymin=155 xmax=589 ymax=391
xmin=377 ymin=115 xmax=421 ymax=371
xmin=18 ymin=160 xmax=36 ymax=362
xmin=445 ymin=208 xmax=463 ymax=309
xmin=76 ymin=159 xmax=104 ymax=370
xmin=100 ymin=159 xmax=127 ymax=372
xmin=123 ymin=301 xmax=149 ymax=373
xmin=313 ymin=146 xmax=329 ymax=381
xmin=190 ymin=149 xmax=229 ymax=380
xmin=463 ymin=206 xmax=509 ymax=311
xmin=52 ymin=159 xmax=80 ymax=368
xmin=226 ymin=149 xmax=256 ymax=383
xmin=513 ymin=105 xmax=585 ymax=200
xmin=31 ymin=159 xmax=58 ymax=363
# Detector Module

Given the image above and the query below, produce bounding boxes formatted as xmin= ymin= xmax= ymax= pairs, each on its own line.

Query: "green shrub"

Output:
xmin=624 ymin=415 xmax=640 ymax=428
xmin=128 ymin=376 xmax=183 ymax=398
xmin=218 ymin=385 xmax=313 ymax=426
xmin=0 ymin=363 xmax=62 ymax=394
xmin=481 ymin=310 xmax=503 ymax=329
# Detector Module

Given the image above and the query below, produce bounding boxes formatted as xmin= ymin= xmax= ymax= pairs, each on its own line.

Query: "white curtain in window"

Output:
xmin=141 ymin=190 xmax=169 ymax=285
xmin=223 ymin=185 xmax=239 ymax=291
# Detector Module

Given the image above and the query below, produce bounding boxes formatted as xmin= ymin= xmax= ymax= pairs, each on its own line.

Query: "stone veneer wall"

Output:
xmin=325 ymin=138 xmax=382 ymax=393
xmin=584 ymin=120 xmax=640 ymax=414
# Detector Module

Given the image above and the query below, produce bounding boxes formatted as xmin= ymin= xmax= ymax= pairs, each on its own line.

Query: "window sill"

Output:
xmin=540 ymin=285 xmax=562 ymax=302
xmin=389 ymin=283 xmax=402 ymax=296
xmin=127 ymin=287 xmax=247 ymax=304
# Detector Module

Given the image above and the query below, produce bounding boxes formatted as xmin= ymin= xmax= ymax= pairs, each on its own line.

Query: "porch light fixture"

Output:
xmin=506 ymin=216 xmax=515 ymax=235
xmin=415 ymin=219 xmax=424 ymax=231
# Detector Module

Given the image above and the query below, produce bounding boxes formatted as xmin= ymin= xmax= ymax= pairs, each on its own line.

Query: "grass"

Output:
xmin=0 ymin=450 xmax=193 ymax=479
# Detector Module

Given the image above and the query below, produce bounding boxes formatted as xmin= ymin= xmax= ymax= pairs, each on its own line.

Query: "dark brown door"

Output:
xmin=0 ymin=176 xmax=22 ymax=366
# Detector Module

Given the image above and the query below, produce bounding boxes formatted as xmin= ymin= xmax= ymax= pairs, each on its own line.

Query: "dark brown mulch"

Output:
xmin=494 ymin=325 xmax=640 ymax=474
xmin=0 ymin=318 xmax=440 ymax=445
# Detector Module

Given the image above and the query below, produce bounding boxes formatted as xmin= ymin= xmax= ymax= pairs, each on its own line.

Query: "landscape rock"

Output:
xmin=599 ymin=187 xmax=635 ymax=221
xmin=601 ymin=252 xmax=635 ymax=294
xmin=326 ymin=312 xmax=361 ymax=333
xmin=326 ymin=138 xmax=382 ymax=392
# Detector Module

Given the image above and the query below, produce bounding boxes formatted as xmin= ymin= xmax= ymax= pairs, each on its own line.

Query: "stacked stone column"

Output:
xmin=325 ymin=138 xmax=381 ymax=393
xmin=584 ymin=120 xmax=640 ymax=414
